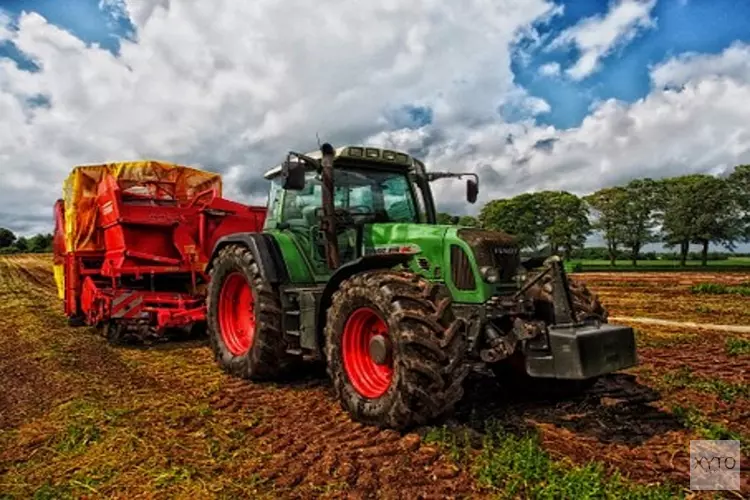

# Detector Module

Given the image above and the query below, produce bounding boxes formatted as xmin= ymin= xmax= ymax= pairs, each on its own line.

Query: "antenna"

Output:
xmin=316 ymin=132 xmax=322 ymax=148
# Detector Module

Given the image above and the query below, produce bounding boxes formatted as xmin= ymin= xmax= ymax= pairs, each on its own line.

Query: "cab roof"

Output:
xmin=263 ymin=145 xmax=422 ymax=179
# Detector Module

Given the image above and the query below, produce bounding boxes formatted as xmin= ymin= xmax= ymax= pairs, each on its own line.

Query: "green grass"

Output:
xmin=662 ymin=367 xmax=749 ymax=402
xmin=690 ymin=282 xmax=750 ymax=296
xmin=568 ymin=257 xmax=750 ymax=272
xmin=424 ymin=424 xmax=680 ymax=499
xmin=725 ymin=337 xmax=750 ymax=356
xmin=670 ymin=405 xmax=749 ymax=457
xmin=671 ymin=405 xmax=746 ymax=443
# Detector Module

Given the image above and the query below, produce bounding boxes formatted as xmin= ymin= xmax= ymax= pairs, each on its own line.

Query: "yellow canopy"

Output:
xmin=62 ymin=160 xmax=222 ymax=253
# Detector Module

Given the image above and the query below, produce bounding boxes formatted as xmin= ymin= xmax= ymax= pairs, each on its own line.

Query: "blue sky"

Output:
xmin=1 ymin=0 xmax=749 ymax=253
xmin=0 ymin=0 xmax=133 ymax=54
xmin=512 ymin=0 xmax=750 ymax=128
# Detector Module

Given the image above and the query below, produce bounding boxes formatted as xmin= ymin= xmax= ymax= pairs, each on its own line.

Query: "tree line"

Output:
xmin=1 ymin=165 xmax=748 ymax=264
xmin=0 ymin=228 xmax=54 ymax=255
xmin=441 ymin=165 xmax=750 ymax=266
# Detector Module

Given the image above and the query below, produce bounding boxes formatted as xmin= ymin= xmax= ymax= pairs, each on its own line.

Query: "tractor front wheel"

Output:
xmin=206 ymin=244 xmax=292 ymax=380
xmin=325 ymin=270 xmax=469 ymax=430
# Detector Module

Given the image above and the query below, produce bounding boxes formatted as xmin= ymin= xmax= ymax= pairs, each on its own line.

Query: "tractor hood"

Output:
xmin=362 ymin=223 xmax=521 ymax=304
xmin=362 ymin=223 xmax=451 ymax=260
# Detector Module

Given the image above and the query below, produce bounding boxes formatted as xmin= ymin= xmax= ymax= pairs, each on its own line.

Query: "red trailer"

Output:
xmin=53 ymin=161 xmax=266 ymax=342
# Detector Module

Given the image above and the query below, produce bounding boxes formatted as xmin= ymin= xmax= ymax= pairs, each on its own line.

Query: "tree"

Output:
xmin=479 ymin=191 xmax=589 ymax=257
xmin=457 ymin=215 xmax=478 ymax=227
xmin=584 ymin=187 xmax=628 ymax=266
xmin=436 ymin=213 xmax=478 ymax=226
xmin=0 ymin=227 xmax=16 ymax=249
xmin=661 ymin=175 xmax=743 ymax=266
xmin=690 ymin=177 xmax=742 ymax=265
xmin=14 ymin=237 xmax=29 ymax=253
xmin=28 ymin=233 xmax=53 ymax=253
xmin=479 ymin=194 xmax=546 ymax=250
xmin=538 ymin=191 xmax=591 ymax=259
xmin=620 ymin=179 xmax=660 ymax=266
xmin=660 ymin=175 xmax=703 ymax=266
xmin=436 ymin=212 xmax=459 ymax=225
xmin=729 ymin=165 xmax=750 ymax=241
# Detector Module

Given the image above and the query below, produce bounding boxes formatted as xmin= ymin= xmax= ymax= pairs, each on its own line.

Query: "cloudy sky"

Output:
xmin=1 ymin=0 xmax=750 ymax=240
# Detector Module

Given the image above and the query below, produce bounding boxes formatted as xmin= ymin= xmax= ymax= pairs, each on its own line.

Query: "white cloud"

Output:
xmin=2 ymin=1 xmax=750 ymax=238
xmin=651 ymin=41 xmax=750 ymax=89
xmin=549 ymin=0 xmax=657 ymax=80
xmin=0 ymin=0 xmax=556 ymax=234
xmin=511 ymin=3 xmax=565 ymax=67
xmin=369 ymin=42 xmax=750 ymax=213
xmin=538 ymin=62 xmax=561 ymax=76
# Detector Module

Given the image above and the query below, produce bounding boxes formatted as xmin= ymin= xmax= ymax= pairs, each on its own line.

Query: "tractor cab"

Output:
xmin=263 ymin=149 xmax=425 ymax=274
xmin=261 ymin=144 xmax=479 ymax=277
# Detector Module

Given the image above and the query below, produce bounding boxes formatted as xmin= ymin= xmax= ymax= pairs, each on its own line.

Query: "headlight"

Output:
xmin=480 ymin=266 xmax=500 ymax=283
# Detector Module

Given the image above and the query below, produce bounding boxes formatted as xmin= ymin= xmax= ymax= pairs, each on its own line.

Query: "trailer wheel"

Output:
xmin=325 ymin=270 xmax=469 ymax=430
xmin=206 ymin=244 xmax=290 ymax=380
xmin=101 ymin=321 xmax=135 ymax=346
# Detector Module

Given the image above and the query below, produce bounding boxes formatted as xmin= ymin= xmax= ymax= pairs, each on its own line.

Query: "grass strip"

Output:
xmin=690 ymin=282 xmax=750 ymax=296
xmin=725 ymin=337 xmax=750 ymax=356
xmin=662 ymin=367 xmax=749 ymax=402
xmin=423 ymin=424 xmax=680 ymax=499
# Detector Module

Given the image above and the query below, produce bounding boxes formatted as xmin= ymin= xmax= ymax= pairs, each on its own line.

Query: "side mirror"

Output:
xmin=467 ymin=178 xmax=478 ymax=204
xmin=281 ymin=156 xmax=306 ymax=191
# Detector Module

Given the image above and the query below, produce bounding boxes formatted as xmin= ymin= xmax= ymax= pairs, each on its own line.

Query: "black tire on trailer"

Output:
xmin=102 ymin=320 xmax=130 ymax=346
xmin=206 ymin=244 xmax=293 ymax=380
xmin=325 ymin=270 xmax=470 ymax=430
xmin=67 ymin=315 xmax=87 ymax=327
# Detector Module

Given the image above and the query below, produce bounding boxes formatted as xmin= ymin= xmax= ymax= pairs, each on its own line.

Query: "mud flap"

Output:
xmin=525 ymin=323 xmax=638 ymax=380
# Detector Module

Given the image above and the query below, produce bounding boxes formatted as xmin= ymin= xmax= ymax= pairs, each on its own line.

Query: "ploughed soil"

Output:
xmin=0 ymin=256 xmax=747 ymax=497
xmin=572 ymin=271 xmax=750 ymax=325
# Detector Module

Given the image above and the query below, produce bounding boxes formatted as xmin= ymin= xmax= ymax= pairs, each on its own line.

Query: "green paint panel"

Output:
xmin=269 ymin=221 xmax=498 ymax=305
xmin=267 ymin=230 xmax=317 ymax=283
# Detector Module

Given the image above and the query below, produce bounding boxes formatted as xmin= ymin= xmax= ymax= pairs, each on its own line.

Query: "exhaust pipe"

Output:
xmin=319 ymin=143 xmax=340 ymax=270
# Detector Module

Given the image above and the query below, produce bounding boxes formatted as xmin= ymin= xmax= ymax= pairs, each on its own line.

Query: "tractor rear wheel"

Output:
xmin=206 ymin=244 xmax=292 ymax=380
xmin=325 ymin=270 xmax=469 ymax=430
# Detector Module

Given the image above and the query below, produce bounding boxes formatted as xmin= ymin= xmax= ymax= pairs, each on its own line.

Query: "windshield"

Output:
xmin=280 ymin=168 xmax=421 ymax=225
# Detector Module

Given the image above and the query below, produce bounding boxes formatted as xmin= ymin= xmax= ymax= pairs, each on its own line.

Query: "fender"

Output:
xmin=208 ymin=232 xmax=289 ymax=284
xmin=316 ymin=252 xmax=413 ymax=341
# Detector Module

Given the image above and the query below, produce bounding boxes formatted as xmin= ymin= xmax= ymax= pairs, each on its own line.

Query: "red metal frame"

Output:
xmin=59 ymin=171 xmax=266 ymax=334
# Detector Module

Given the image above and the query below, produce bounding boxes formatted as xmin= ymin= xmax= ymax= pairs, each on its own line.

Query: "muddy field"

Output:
xmin=0 ymin=256 xmax=748 ymax=498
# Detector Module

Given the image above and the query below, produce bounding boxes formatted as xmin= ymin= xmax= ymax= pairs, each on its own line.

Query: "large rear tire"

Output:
xmin=206 ymin=244 xmax=292 ymax=380
xmin=325 ymin=270 xmax=469 ymax=430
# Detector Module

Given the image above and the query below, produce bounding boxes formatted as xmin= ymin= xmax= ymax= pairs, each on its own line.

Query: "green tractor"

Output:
xmin=206 ymin=143 xmax=637 ymax=429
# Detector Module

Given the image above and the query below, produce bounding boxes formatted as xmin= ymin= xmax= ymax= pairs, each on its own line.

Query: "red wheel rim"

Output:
xmin=218 ymin=272 xmax=255 ymax=356
xmin=342 ymin=307 xmax=393 ymax=398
